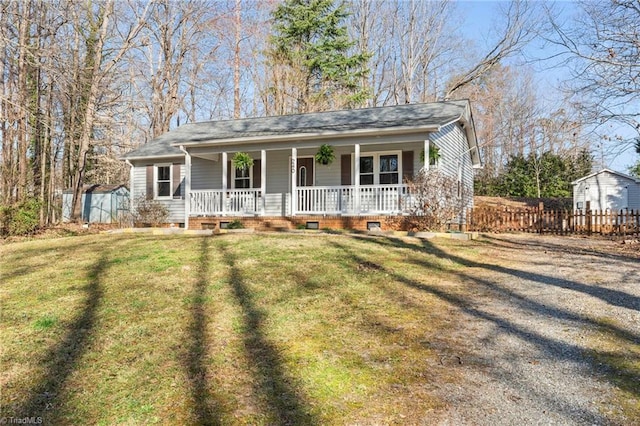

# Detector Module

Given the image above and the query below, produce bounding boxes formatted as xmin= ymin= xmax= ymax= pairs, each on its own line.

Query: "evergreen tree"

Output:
xmin=629 ymin=138 xmax=640 ymax=178
xmin=491 ymin=150 xmax=593 ymax=198
xmin=266 ymin=0 xmax=369 ymax=114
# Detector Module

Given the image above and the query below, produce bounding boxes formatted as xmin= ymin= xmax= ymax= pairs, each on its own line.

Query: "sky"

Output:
xmin=456 ymin=0 xmax=638 ymax=173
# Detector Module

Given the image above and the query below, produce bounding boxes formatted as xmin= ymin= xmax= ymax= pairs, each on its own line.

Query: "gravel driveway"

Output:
xmin=430 ymin=234 xmax=639 ymax=425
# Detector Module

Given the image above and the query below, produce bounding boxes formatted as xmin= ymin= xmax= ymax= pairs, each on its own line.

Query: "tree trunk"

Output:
xmin=233 ymin=0 xmax=241 ymax=119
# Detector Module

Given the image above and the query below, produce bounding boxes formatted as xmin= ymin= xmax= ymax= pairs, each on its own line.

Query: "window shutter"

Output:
xmin=227 ymin=161 xmax=232 ymax=188
xmin=253 ymin=159 xmax=261 ymax=189
xmin=172 ymin=163 xmax=182 ymax=199
xmin=145 ymin=165 xmax=153 ymax=200
xmin=341 ymin=154 xmax=351 ymax=185
xmin=402 ymin=151 xmax=414 ymax=182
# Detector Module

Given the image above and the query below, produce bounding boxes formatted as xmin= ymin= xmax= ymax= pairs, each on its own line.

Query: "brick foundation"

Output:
xmin=188 ymin=215 xmax=400 ymax=232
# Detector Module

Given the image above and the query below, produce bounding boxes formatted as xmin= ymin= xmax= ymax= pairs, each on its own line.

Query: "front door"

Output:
xmin=297 ymin=157 xmax=314 ymax=187
xmin=296 ymin=157 xmax=315 ymax=213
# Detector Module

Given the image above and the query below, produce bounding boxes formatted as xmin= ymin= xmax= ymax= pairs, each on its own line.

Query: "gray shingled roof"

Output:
xmin=123 ymin=100 xmax=471 ymax=159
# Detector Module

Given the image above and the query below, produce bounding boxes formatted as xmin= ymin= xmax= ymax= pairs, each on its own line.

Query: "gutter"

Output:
xmin=121 ymin=153 xmax=185 ymax=162
xmin=170 ymin=123 xmax=443 ymax=148
xmin=125 ymin=160 xmax=134 ymax=216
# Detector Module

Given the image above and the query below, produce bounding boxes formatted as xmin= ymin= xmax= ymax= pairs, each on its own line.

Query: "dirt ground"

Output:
xmin=430 ymin=233 xmax=639 ymax=425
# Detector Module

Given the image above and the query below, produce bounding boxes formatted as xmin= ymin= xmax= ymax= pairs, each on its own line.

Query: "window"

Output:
xmin=299 ymin=166 xmax=307 ymax=187
xmin=234 ymin=167 xmax=251 ymax=189
xmin=357 ymin=152 xmax=401 ymax=185
xmin=156 ymin=165 xmax=171 ymax=197
xmin=360 ymin=156 xmax=374 ymax=185
xmin=379 ymin=155 xmax=399 ymax=184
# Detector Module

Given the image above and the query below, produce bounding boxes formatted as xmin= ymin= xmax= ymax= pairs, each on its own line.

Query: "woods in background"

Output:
xmin=1 ymin=0 xmax=637 ymax=225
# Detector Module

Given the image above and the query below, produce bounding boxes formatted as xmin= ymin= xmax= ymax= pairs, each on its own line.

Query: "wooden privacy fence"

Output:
xmin=467 ymin=202 xmax=640 ymax=236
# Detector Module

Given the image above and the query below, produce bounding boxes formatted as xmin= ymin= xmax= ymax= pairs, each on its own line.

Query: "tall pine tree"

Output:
xmin=265 ymin=0 xmax=369 ymax=114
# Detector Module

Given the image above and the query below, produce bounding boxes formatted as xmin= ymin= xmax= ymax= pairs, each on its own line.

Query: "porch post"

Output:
xmin=261 ymin=149 xmax=266 ymax=216
xmin=222 ymin=151 xmax=228 ymax=216
xmin=424 ymin=137 xmax=430 ymax=172
xmin=181 ymin=146 xmax=191 ymax=229
xmin=291 ymin=148 xmax=297 ymax=216
xmin=354 ymin=143 xmax=360 ymax=214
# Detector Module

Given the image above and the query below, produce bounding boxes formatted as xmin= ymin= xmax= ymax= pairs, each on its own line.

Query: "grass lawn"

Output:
xmin=1 ymin=232 xmax=637 ymax=424
xmin=1 ymin=233 xmax=471 ymax=424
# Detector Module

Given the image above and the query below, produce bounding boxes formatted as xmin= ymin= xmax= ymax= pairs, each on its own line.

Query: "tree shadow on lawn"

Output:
xmin=216 ymin=241 xmax=316 ymax=425
xmin=0 ymin=239 xmax=106 ymax=282
xmin=10 ymin=249 xmax=109 ymax=423
xmin=181 ymin=236 xmax=226 ymax=425
xmin=479 ymin=233 xmax=640 ymax=265
xmin=335 ymin=236 xmax=639 ymax=422
xmin=365 ymin=235 xmax=640 ymax=313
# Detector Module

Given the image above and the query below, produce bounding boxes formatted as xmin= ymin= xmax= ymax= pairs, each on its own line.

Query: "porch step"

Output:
xmin=258 ymin=219 xmax=295 ymax=231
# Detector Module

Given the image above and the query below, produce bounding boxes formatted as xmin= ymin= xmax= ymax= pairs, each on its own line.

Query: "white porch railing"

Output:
xmin=190 ymin=185 xmax=412 ymax=216
xmin=190 ymin=189 xmax=262 ymax=216
xmin=296 ymin=184 xmax=411 ymax=215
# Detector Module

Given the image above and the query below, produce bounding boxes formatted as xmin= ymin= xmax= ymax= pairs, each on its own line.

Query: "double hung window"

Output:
xmin=234 ymin=167 xmax=251 ymax=189
xmin=156 ymin=165 xmax=171 ymax=198
xmin=358 ymin=153 xmax=400 ymax=185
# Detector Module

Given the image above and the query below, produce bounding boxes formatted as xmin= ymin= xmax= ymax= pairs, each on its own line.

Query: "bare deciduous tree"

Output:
xmin=445 ymin=0 xmax=541 ymax=99
xmin=547 ymin=0 xmax=640 ymax=146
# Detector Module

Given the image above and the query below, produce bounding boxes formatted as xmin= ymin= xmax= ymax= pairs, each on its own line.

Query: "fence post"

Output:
xmin=585 ymin=201 xmax=592 ymax=236
xmin=538 ymin=202 xmax=544 ymax=234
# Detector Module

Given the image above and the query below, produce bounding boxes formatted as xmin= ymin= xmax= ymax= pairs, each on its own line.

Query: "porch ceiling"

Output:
xmin=184 ymin=131 xmax=431 ymax=156
xmin=190 ymin=152 xmax=220 ymax=161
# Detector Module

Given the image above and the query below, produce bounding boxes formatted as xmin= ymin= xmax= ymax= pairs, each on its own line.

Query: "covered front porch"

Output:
xmin=183 ymin=136 xmax=431 ymax=225
xmin=189 ymin=184 xmax=414 ymax=217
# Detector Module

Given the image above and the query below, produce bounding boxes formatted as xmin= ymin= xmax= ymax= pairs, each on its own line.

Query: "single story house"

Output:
xmin=62 ymin=184 xmax=130 ymax=223
xmin=122 ymin=100 xmax=482 ymax=230
xmin=572 ymin=169 xmax=640 ymax=211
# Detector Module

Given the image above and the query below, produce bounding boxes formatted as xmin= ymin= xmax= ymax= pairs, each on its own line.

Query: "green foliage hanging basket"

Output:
xmin=315 ymin=144 xmax=335 ymax=165
xmin=232 ymin=152 xmax=254 ymax=170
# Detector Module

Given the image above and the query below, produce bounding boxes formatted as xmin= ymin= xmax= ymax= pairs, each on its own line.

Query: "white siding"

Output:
xmin=430 ymin=123 xmax=475 ymax=213
xmin=573 ymin=171 xmax=640 ymax=210
xmin=630 ymin=181 xmax=640 ymax=209
xmin=265 ymin=150 xmax=293 ymax=192
xmin=192 ymin=157 xmax=219 ymax=189
xmin=131 ymin=161 xmax=185 ymax=223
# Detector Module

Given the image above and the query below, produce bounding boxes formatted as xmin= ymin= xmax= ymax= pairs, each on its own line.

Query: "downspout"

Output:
xmin=179 ymin=145 xmax=191 ymax=229
xmin=125 ymin=159 xmax=134 ymax=226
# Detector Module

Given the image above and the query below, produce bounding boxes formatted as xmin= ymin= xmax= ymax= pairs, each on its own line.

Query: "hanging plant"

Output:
xmin=315 ymin=144 xmax=335 ymax=165
xmin=420 ymin=145 xmax=441 ymax=165
xmin=232 ymin=152 xmax=254 ymax=170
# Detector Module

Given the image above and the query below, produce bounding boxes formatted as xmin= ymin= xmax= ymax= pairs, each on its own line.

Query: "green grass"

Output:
xmin=588 ymin=317 xmax=640 ymax=420
xmin=0 ymin=233 xmax=637 ymax=424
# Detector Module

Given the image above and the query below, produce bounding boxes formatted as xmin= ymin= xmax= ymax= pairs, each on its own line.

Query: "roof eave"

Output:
xmin=171 ymin=124 xmax=443 ymax=148
xmin=120 ymin=153 xmax=185 ymax=162
xmin=572 ymin=168 xmax=640 ymax=185
xmin=446 ymin=103 xmax=482 ymax=167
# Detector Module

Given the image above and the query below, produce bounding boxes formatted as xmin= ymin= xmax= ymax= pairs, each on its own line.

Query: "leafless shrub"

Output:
xmin=389 ymin=169 xmax=468 ymax=232
xmin=132 ymin=196 xmax=169 ymax=227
